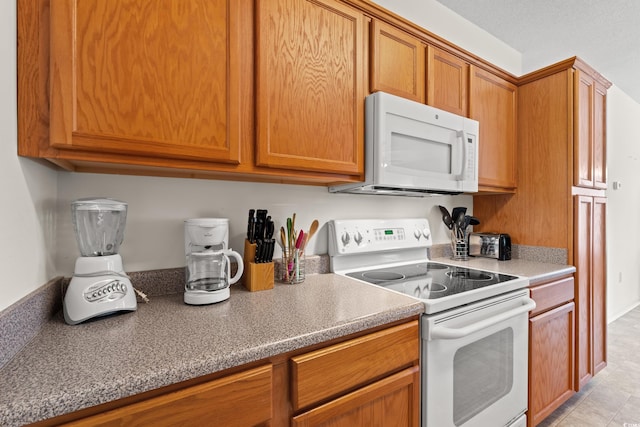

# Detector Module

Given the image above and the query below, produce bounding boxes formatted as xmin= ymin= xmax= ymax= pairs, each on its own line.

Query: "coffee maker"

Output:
xmin=184 ymin=218 xmax=244 ymax=305
xmin=63 ymin=198 xmax=137 ymax=325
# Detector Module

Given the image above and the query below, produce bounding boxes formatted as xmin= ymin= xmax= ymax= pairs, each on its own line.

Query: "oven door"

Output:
xmin=422 ymin=289 xmax=535 ymax=427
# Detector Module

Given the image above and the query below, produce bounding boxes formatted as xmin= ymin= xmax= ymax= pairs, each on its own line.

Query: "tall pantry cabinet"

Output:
xmin=473 ymin=57 xmax=610 ymax=419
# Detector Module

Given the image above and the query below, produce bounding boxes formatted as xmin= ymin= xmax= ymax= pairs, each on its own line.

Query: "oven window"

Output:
xmin=452 ymin=328 xmax=514 ymax=426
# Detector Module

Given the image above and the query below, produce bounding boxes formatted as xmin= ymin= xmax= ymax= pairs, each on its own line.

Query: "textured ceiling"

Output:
xmin=435 ymin=0 xmax=640 ymax=103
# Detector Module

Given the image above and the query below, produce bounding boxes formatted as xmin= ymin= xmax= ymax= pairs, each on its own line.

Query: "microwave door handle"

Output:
xmin=428 ymin=298 xmax=536 ymax=340
xmin=455 ymin=130 xmax=467 ymax=180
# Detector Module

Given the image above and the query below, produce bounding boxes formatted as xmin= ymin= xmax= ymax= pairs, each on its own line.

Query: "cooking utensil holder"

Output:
xmin=451 ymin=228 xmax=469 ymax=261
xmin=243 ymin=239 xmax=274 ymax=292
xmin=280 ymin=247 xmax=305 ymax=284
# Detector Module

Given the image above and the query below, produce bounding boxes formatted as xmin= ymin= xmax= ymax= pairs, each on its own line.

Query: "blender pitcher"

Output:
xmin=186 ymin=250 xmax=244 ymax=293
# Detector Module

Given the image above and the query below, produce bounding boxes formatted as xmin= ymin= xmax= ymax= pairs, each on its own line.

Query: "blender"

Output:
xmin=63 ymin=198 xmax=137 ymax=325
xmin=184 ymin=218 xmax=244 ymax=305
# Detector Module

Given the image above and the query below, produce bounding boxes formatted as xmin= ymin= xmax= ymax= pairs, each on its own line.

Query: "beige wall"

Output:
xmin=605 ymin=86 xmax=640 ymax=320
xmin=0 ymin=1 xmax=57 ymax=311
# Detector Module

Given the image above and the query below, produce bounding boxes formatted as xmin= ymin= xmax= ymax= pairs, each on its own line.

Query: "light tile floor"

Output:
xmin=539 ymin=305 xmax=640 ymax=427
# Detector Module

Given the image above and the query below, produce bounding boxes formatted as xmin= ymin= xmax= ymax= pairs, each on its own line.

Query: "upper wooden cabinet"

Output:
xmin=20 ymin=0 xmax=366 ymax=184
xmin=469 ymin=66 xmax=517 ymax=192
xmin=19 ymin=0 xmax=521 ymax=187
xmin=370 ymin=20 xmax=425 ymax=103
xmin=575 ymin=70 xmax=608 ymax=189
xmin=256 ymin=0 xmax=365 ymax=176
xmin=48 ymin=0 xmax=247 ymax=164
xmin=427 ymin=46 xmax=469 ymax=116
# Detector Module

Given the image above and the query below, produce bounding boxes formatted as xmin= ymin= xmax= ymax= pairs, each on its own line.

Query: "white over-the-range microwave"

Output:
xmin=330 ymin=91 xmax=479 ymax=197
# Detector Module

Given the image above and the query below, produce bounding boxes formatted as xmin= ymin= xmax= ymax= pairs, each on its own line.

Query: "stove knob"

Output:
xmin=414 ymin=229 xmax=421 ymax=240
xmin=341 ymin=232 xmax=351 ymax=246
xmin=422 ymin=229 xmax=431 ymax=240
xmin=354 ymin=231 xmax=363 ymax=245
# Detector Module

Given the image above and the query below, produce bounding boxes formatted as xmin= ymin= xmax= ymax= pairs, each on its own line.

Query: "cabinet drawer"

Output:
xmin=530 ymin=276 xmax=574 ymax=316
xmin=291 ymin=321 xmax=419 ymax=410
xmin=63 ymin=365 xmax=272 ymax=427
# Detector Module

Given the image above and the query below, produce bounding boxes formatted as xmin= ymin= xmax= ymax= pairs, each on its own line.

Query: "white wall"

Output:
xmin=0 ymin=1 xmax=58 ymax=311
xmin=606 ymin=86 xmax=640 ymax=321
xmin=55 ymin=174 xmax=471 ymax=274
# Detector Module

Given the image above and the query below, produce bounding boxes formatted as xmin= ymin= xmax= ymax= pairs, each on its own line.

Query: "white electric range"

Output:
xmin=328 ymin=218 xmax=534 ymax=427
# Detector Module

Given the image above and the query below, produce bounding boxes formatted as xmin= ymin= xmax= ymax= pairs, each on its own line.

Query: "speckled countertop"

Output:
xmin=0 ymin=274 xmax=424 ymax=427
xmin=431 ymin=256 xmax=576 ymax=285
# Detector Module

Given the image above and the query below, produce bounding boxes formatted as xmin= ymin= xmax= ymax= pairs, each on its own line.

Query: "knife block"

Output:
xmin=243 ymin=239 xmax=274 ymax=292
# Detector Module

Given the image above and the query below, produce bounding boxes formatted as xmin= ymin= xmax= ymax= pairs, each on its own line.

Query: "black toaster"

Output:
xmin=468 ymin=233 xmax=512 ymax=261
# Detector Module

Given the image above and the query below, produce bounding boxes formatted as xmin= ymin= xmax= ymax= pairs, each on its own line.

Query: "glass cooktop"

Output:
xmin=346 ymin=262 xmax=519 ymax=300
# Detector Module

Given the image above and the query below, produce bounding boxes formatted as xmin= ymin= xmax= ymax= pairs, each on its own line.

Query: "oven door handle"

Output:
xmin=430 ymin=298 xmax=536 ymax=340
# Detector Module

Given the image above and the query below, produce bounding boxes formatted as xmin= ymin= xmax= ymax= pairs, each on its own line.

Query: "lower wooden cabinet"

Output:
xmin=291 ymin=320 xmax=420 ymax=427
xmin=528 ymin=276 xmax=575 ymax=427
xmin=292 ymin=366 xmax=419 ymax=427
xmin=61 ymin=365 xmax=273 ymax=427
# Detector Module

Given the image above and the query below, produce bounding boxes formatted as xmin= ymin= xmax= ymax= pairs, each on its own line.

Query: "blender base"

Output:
xmin=63 ymin=255 xmax=137 ymax=325
xmin=184 ymin=288 xmax=230 ymax=305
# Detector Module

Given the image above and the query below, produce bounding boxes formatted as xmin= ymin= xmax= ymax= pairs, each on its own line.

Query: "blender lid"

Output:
xmin=72 ymin=197 xmax=127 ymax=211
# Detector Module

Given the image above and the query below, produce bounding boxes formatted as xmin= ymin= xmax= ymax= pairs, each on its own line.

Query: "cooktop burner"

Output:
xmin=346 ymin=262 xmax=519 ymax=300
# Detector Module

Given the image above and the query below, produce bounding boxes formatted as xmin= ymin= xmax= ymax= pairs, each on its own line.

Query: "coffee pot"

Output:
xmin=184 ymin=218 xmax=243 ymax=305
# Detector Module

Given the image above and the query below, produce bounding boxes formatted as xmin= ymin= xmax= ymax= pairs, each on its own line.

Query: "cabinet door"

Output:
xmin=256 ymin=0 xmax=365 ymax=175
xmin=574 ymin=70 xmax=608 ymax=189
xmin=427 ymin=46 xmax=468 ymax=116
xmin=574 ymin=70 xmax=595 ymax=188
xmin=62 ymin=365 xmax=272 ymax=427
xmin=370 ymin=20 xmax=425 ymax=103
xmin=574 ymin=195 xmax=593 ymax=390
xmin=592 ymin=197 xmax=607 ymax=375
xmin=469 ymin=66 xmax=517 ymax=192
xmin=529 ymin=302 xmax=575 ymax=427
xmin=593 ymin=83 xmax=608 ymax=189
xmin=292 ymin=366 xmax=420 ymax=427
xmin=50 ymin=0 xmax=247 ymax=163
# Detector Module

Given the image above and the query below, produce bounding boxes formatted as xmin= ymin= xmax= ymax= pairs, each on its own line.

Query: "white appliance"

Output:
xmin=63 ymin=198 xmax=137 ymax=325
xmin=329 ymin=91 xmax=479 ymax=196
xmin=328 ymin=218 xmax=534 ymax=427
xmin=184 ymin=218 xmax=244 ymax=305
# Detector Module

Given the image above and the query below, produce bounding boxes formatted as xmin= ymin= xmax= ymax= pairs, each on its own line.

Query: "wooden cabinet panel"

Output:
xmin=427 ymin=46 xmax=468 ymax=116
xmin=574 ymin=70 xmax=608 ymax=189
xmin=529 ymin=302 xmax=575 ymax=427
xmin=292 ymin=366 xmax=419 ymax=427
xmin=474 ymin=69 xmax=572 ymax=247
xmin=256 ymin=0 xmax=365 ymax=175
xmin=62 ymin=365 xmax=272 ymax=427
xmin=529 ymin=276 xmax=574 ymax=317
xmin=370 ymin=20 xmax=425 ymax=103
xmin=574 ymin=195 xmax=593 ymax=390
xmin=291 ymin=320 xmax=419 ymax=410
xmin=574 ymin=70 xmax=595 ymax=188
xmin=593 ymin=84 xmax=607 ymax=189
xmin=592 ymin=197 xmax=607 ymax=375
xmin=50 ymin=0 xmax=246 ymax=163
xmin=469 ymin=65 xmax=517 ymax=192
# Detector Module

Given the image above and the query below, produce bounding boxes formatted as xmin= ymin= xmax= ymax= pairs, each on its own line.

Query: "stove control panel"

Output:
xmin=328 ymin=218 xmax=431 ymax=256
